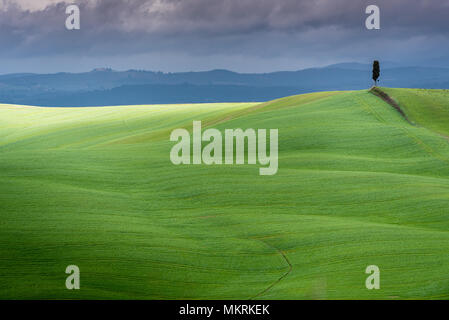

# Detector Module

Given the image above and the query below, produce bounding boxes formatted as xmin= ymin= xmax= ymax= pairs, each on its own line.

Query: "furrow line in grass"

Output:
xmin=281 ymin=167 xmax=449 ymax=185
xmin=249 ymin=240 xmax=292 ymax=300
xmin=356 ymin=94 xmax=386 ymax=124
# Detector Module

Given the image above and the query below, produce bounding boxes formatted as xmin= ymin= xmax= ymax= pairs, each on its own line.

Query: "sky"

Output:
xmin=0 ymin=0 xmax=448 ymax=74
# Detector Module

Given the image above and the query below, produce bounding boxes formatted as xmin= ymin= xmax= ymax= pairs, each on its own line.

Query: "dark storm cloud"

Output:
xmin=0 ymin=0 xmax=448 ymax=72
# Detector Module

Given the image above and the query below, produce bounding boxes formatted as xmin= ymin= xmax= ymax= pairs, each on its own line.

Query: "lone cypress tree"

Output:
xmin=372 ymin=60 xmax=380 ymax=86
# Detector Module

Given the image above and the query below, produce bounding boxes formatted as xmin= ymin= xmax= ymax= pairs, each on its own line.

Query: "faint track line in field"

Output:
xmin=356 ymin=94 xmax=386 ymax=124
xmin=249 ymin=240 xmax=292 ymax=300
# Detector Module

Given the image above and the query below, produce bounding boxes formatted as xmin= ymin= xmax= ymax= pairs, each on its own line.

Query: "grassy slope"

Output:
xmin=381 ymin=87 xmax=449 ymax=137
xmin=1 ymin=89 xmax=449 ymax=299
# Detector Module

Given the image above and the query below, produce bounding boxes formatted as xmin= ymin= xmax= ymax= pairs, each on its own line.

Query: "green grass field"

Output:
xmin=1 ymin=88 xmax=449 ymax=299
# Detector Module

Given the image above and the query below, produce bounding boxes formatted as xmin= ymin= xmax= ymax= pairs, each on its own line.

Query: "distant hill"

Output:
xmin=15 ymin=84 xmax=305 ymax=107
xmin=1 ymin=63 xmax=449 ymax=106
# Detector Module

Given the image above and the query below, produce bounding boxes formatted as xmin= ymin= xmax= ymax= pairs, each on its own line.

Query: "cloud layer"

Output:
xmin=0 ymin=0 xmax=448 ymax=73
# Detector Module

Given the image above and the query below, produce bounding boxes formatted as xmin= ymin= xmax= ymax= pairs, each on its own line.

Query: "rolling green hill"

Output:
xmin=1 ymin=88 xmax=449 ymax=299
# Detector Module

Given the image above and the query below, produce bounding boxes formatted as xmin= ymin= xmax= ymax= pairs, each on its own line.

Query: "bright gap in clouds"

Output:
xmin=0 ymin=0 xmax=58 ymax=11
xmin=2 ymin=0 xmax=70 ymax=11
